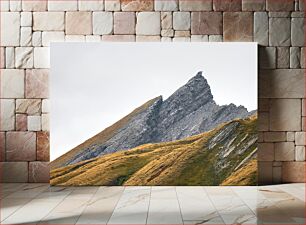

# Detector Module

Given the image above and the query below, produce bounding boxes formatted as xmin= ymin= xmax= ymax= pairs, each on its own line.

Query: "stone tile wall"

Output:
xmin=0 ymin=0 xmax=305 ymax=184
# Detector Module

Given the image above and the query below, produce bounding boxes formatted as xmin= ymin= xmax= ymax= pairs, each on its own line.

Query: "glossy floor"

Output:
xmin=0 ymin=183 xmax=305 ymax=224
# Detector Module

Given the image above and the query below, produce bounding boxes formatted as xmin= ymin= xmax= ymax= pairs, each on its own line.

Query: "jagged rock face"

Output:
xmin=63 ymin=72 xmax=254 ymax=167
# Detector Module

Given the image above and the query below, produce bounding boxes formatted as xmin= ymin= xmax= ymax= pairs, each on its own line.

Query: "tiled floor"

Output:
xmin=0 ymin=183 xmax=305 ymax=224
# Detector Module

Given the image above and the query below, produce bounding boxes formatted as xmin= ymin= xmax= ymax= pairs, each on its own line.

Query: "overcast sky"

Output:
xmin=50 ymin=43 xmax=257 ymax=160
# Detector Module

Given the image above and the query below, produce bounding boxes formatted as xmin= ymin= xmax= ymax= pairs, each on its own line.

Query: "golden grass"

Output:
xmin=51 ymin=116 xmax=257 ymax=186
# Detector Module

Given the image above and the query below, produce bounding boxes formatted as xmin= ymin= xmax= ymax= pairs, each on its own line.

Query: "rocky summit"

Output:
xmin=51 ymin=71 xmax=255 ymax=168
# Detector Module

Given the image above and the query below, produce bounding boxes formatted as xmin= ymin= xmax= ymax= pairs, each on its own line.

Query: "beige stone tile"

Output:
xmin=242 ymin=0 xmax=265 ymax=11
xmin=136 ymin=12 xmax=160 ymax=35
xmin=22 ymin=0 xmax=47 ymax=11
xmin=259 ymin=69 xmax=304 ymax=98
xmin=78 ymin=0 xmax=104 ymax=11
xmin=258 ymin=143 xmax=274 ymax=161
xmin=295 ymin=132 xmax=305 ymax=146
xmin=42 ymin=32 xmax=65 ymax=47
xmin=295 ymin=146 xmax=305 ymax=161
xmin=66 ymin=12 xmax=92 ymax=35
xmin=27 ymin=115 xmax=41 ymax=131
xmin=173 ymin=12 xmax=190 ymax=31
xmin=258 ymin=112 xmax=269 ymax=131
xmin=65 ymin=35 xmax=86 ymax=42
xmin=3 ymin=47 xmax=15 ymax=69
xmin=269 ymin=18 xmax=291 ymax=46
xmin=29 ymin=162 xmax=49 ymax=183
xmin=213 ymin=0 xmax=242 ymax=11
xmin=114 ymin=12 xmax=135 ymax=35
xmin=121 ymin=0 xmax=153 ymax=11
xmin=34 ymin=47 xmax=50 ymax=68
xmin=42 ymin=113 xmax=49 ymax=131
xmin=270 ymin=99 xmax=301 ymax=131
xmin=15 ymin=47 xmax=33 ymax=68
xmin=42 ymin=99 xmax=50 ymax=113
xmin=259 ymin=47 xmax=276 ymax=69
xmin=291 ymin=18 xmax=304 ymax=47
xmin=286 ymin=132 xmax=295 ymax=142
xmin=191 ymin=35 xmax=208 ymax=42
xmin=272 ymin=166 xmax=282 ymax=184
xmin=258 ymin=98 xmax=269 ymax=112
xmin=266 ymin=0 xmax=294 ymax=11
xmin=33 ymin=12 xmax=65 ymax=31
xmin=175 ymin=30 xmax=190 ymax=37
xmin=0 ymin=132 xmax=5 ymax=161
xmin=274 ymin=142 xmax=295 ymax=161
xmin=0 ymin=69 xmax=24 ymax=98
xmin=1 ymin=48 xmax=5 ymax=69
xmin=6 ymin=131 xmax=36 ymax=161
xmin=25 ymin=69 xmax=49 ymax=98
xmin=161 ymin=37 xmax=172 ymax=42
xmin=1 ymin=0 xmax=9 ymax=11
xmin=263 ymin=132 xmax=286 ymax=142
xmin=48 ymin=0 xmax=77 ymax=11
xmin=161 ymin=12 xmax=172 ymax=29
xmin=0 ymin=162 xmax=28 ymax=182
xmin=9 ymin=0 xmax=21 ymax=12
xmin=276 ymin=47 xmax=289 ymax=68
xmin=0 ymin=99 xmax=15 ymax=131
xmin=20 ymin=27 xmax=32 ymax=47
xmin=16 ymin=99 xmax=41 ymax=115
xmin=161 ymin=29 xmax=174 ymax=37
xmin=1 ymin=12 xmax=20 ymax=46
xmin=179 ymin=0 xmax=212 ymax=11
xmin=282 ymin=162 xmax=305 ymax=182
xmin=223 ymin=12 xmax=253 ymax=42
xmin=93 ymin=12 xmax=113 ymax=35
xmin=258 ymin=161 xmax=273 ymax=185
xmin=290 ymin=47 xmax=301 ymax=69
xmin=155 ymin=0 xmax=178 ymax=11
xmin=136 ymin=35 xmax=160 ymax=42
xmin=16 ymin=114 xmax=27 ymax=131
xmin=37 ymin=131 xmax=49 ymax=161
xmin=191 ymin=12 xmax=222 ymax=35
xmin=105 ymin=0 xmax=120 ymax=11
xmin=20 ymin=12 xmax=32 ymax=26
xmin=208 ymin=35 xmax=222 ymax=42
xmin=32 ymin=31 xmax=42 ymax=47
xmin=254 ymin=12 xmax=268 ymax=46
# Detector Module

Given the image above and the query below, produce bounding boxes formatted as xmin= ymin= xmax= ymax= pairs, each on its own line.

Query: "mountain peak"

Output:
xmin=187 ymin=71 xmax=205 ymax=83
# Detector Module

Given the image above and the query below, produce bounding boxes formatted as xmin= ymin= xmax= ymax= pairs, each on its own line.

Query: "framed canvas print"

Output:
xmin=50 ymin=43 xmax=257 ymax=186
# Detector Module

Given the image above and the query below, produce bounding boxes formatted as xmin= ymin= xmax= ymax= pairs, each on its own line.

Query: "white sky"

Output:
xmin=50 ymin=43 xmax=257 ymax=160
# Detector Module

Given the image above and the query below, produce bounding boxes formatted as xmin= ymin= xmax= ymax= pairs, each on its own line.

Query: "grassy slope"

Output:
xmin=50 ymin=97 xmax=161 ymax=170
xmin=51 ymin=116 xmax=257 ymax=186
xmin=221 ymin=159 xmax=257 ymax=186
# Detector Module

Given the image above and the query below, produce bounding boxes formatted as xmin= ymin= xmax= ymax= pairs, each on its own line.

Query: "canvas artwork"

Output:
xmin=50 ymin=43 xmax=257 ymax=186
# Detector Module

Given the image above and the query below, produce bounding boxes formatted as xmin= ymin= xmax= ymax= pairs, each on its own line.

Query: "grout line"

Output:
xmin=75 ymin=186 xmax=100 ymax=224
xmin=37 ymin=186 xmax=76 ymax=223
xmin=105 ymin=186 xmax=125 ymax=225
xmin=202 ymin=186 xmax=227 ymax=225
xmin=174 ymin=186 xmax=185 ymax=225
xmin=145 ymin=186 xmax=152 ymax=225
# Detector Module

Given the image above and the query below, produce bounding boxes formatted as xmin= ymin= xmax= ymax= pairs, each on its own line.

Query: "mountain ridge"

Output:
xmin=51 ymin=71 xmax=255 ymax=169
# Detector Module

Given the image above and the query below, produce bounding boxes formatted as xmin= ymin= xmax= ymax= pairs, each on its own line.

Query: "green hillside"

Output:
xmin=51 ymin=116 xmax=257 ymax=186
